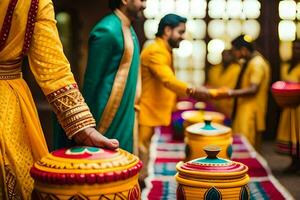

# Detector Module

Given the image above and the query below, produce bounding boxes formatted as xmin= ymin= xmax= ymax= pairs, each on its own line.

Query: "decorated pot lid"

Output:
xmin=181 ymin=110 xmax=225 ymax=124
xmin=176 ymin=146 xmax=248 ymax=180
xmin=30 ymin=146 xmax=142 ymax=185
xmin=186 ymin=119 xmax=231 ymax=136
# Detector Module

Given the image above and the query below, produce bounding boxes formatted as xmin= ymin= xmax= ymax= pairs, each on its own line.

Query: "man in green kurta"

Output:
xmin=53 ymin=0 xmax=145 ymax=151
xmin=82 ymin=0 xmax=146 ymax=153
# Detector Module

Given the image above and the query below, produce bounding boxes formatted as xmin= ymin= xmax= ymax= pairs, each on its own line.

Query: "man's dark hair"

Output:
xmin=109 ymin=0 xmax=122 ymax=11
xmin=289 ymin=39 xmax=300 ymax=72
xmin=231 ymin=34 xmax=254 ymax=52
xmin=156 ymin=14 xmax=187 ymax=37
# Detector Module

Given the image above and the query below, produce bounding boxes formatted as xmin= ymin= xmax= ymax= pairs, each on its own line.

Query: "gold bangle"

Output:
xmin=66 ymin=119 xmax=96 ymax=135
xmin=61 ymin=111 xmax=93 ymax=126
xmin=67 ymin=123 xmax=96 ymax=139
xmin=65 ymin=118 xmax=96 ymax=139
xmin=186 ymin=87 xmax=195 ymax=97
xmin=63 ymin=114 xmax=94 ymax=130
xmin=60 ymin=105 xmax=89 ymax=119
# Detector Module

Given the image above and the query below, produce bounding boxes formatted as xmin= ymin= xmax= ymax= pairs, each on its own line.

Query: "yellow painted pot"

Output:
xmin=30 ymin=146 xmax=142 ymax=200
xmin=182 ymin=110 xmax=225 ymax=128
xmin=175 ymin=146 xmax=250 ymax=200
xmin=185 ymin=120 xmax=232 ymax=160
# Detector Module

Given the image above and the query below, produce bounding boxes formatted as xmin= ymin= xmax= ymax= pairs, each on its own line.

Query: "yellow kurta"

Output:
xmin=0 ymin=0 xmax=94 ymax=199
xmin=276 ymin=63 xmax=300 ymax=157
xmin=208 ymin=63 xmax=241 ymax=117
xmin=207 ymin=64 xmax=223 ymax=88
xmin=232 ymin=54 xmax=270 ymax=146
xmin=139 ymin=37 xmax=188 ymax=127
xmin=138 ymin=37 xmax=188 ymax=180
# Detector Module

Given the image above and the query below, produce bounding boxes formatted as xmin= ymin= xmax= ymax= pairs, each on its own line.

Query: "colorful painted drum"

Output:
xmin=185 ymin=120 xmax=232 ymax=160
xmin=176 ymin=146 xmax=250 ymax=200
xmin=182 ymin=110 xmax=225 ymax=128
xmin=30 ymin=146 xmax=142 ymax=200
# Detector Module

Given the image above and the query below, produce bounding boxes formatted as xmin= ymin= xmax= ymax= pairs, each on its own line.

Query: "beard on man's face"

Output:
xmin=168 ymin=38 xmax=180 ymax=49
xmin=128 ymin=7 xmax=144 ymax=20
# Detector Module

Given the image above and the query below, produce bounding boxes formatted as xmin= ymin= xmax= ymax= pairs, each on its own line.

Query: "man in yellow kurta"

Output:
xmin=206 ymin=35 xmax=270 ymax=149
xmin=230 ymin=35 xmax=270 ymax=149
xmin=207 ymin=50 xmax=241 ymax=118
xmin=138 ymin=14 xmax=208 ymax=184
xmin=276 ymin=40 xmax=300 ymax=173
xmin=0 ymin=0 xmax=118 ymax=199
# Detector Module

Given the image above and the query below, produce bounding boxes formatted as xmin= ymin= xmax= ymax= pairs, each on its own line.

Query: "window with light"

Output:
xmin=143 ymin=0 xmax=261 ymax=85
xmin=278 ymin=0 xmax=300 ymax=62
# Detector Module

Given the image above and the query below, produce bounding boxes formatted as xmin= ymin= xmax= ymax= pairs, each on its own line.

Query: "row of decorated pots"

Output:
xmin=30 ymin=106 xmax=249 ymax=200
xmin=30 ymin=146 xmax=249 ymax=200
xmin=178 ymin=109 xmax=250 ymax=200
xmin=182 ymin=110 xmax=232 ymax=160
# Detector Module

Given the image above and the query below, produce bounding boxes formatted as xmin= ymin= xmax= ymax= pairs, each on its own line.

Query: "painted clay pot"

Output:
xmin=271 ymin=81 xmax=300 ymax=107
xmin=30 ymin=146 xmax=142 ymax=200
xmin=175 ymin=146 xmax=250 ymax=200
xmin=185 ymin=120 xmax=232 ymax=160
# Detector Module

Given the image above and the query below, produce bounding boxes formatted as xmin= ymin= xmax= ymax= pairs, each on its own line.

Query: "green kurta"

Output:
xmin=53 ymin=13 xmax=139 ymax=152
xmin=82 ymin=13 xmax=139 ymax=153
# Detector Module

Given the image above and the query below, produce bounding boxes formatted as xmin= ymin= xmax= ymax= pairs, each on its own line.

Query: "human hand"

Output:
xmin=73 ymin=127 xmax=119 ymax=150
xmin=192 ymin=86 xmax=211 ymax=101
xmin=209 ymin=87 xmax=231 ymax=99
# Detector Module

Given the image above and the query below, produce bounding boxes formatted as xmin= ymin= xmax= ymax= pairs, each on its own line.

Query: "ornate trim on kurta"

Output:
xmin=4 ymin=165 xmax=22 ymax=200
xmin=0 ymin=0 xmax=19 ymax=52
xmin=22 ymin=0 xmax=39 ymax=56
xmin=0 ymin=0 xmax=38 ymax=55
xmin=97 ymin=9 xmax=134 ymax=134
xmin=47 ymin=83 xmax=96 ymax=138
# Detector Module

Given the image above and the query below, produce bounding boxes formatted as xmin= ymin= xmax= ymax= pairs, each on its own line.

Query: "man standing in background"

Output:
xmin=81 ymin=0 xmax=146 ymax=153
xmin=204 ymin=35 xmax=270 ymax=150
xmin=138 ymin=14 xmax=210 ymax=186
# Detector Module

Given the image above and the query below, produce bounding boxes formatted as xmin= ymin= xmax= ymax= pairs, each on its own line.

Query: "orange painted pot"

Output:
xmin=30 ymin=146 xmax=142 ymax=200
xmin=185 ymin=120 xmax=232 ymax=161
xmin=175 ymin=146 xmax=250 ymax=200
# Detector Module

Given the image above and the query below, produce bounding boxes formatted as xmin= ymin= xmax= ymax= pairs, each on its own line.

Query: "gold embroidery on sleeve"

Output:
xmin=47 ymin=84 xmax=96 ymax=138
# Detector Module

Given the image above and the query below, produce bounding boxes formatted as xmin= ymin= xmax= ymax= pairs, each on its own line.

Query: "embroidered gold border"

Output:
xmin=97 ymin=10 xmax=134 ymax=134
xmin=47 ymin=84 xmax=96 ymax=138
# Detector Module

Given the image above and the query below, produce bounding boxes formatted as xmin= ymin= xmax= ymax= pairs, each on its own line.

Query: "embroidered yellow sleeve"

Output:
xmin=46 ymin=83 xmax=96 ymax=138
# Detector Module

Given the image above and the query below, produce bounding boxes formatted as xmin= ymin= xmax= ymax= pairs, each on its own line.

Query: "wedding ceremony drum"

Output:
xmin=175 ymin=146 xmax=250 ymax=200
xmin=30 ymin=146 xmax=142 ymax=200
xmin=182 ymin=110 xmax=225 ymax=128
xmin=185 ymin=119 xmax=232 ymax=160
